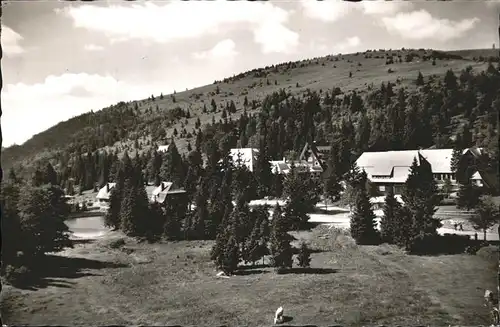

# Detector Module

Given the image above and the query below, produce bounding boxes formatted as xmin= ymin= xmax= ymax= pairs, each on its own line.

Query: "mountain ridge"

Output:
xmin=1 ymin=47 xmax=498 ymax=179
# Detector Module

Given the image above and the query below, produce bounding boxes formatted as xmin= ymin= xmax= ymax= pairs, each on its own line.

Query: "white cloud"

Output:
xmin=2 ymin=73 xmax=164 ymax=146
xmin=486 ymin=0 xmax=500 ymax=7
xmin=254 ymin=22 xmax=299 ymax=54
xmin=193 ymin=39 xmax=238 ymax=60
xmin=359 ymin=1 xmax=414 ymax=15
xmin=84 ymin=43 xmax=105 ymax=51
xmin=381 ymin=10 xmax=479 ymax=41
xmin=338 ymin=36 xmax=361 ymax=50
xmin=299 ymin=0 xmax=352 ymax=22
xmin=309 ymin=36 xmax=361 ymax=55
xmin=57 ymin=2 xmax=298 ymax=54
xmin=1 ymin=25 xmax=25 ymax=56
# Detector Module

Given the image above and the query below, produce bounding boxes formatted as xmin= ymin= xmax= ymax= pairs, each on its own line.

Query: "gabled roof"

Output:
xmin=358 ymin=148 xmax=480 ymax=176
xmin=157 ymin=145 xmax=170 ymax=153
xmin=471 ymin=171 xmax=483 ymax=180
xmin=269 ymin=159 xmax=324 ymax=175
xmin=96 ymin=183 xmax=116 ymax=200
xmin=151 ymin=181 xmax=186 ymax=204
xmin=298 ymin=142 xmax=328 ymax=170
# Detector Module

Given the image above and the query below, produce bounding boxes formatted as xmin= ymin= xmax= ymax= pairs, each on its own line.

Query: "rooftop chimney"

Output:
xmin=161 ymin=182 xmax=166 ymax=191
xmin=106 ymin=183 xmax=109 ymax=193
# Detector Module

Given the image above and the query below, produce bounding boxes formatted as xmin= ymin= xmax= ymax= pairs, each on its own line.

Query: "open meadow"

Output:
xmin=1 ymin=226 xmax=497 ymax=326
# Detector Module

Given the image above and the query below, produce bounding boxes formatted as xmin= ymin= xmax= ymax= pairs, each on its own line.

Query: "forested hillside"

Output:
xmin=1 ymin=48 xmax=499 ymax=191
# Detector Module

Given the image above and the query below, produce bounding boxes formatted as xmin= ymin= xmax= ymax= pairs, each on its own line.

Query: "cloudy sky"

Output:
xmin=2 ymin=1 xmax=499 ymax=147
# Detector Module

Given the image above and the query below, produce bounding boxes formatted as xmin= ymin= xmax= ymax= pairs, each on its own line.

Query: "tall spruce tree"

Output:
xmin=456 ymin=180 xmax=481 ymax=211
xmin=379 ymin=187 xmax=400 ymax=243
xmin=401 ymin=155 xmax=441 ymax=252
xmin=349 ymin=170 xmax=379 ymax=245
xmin=269 ymin=204 xmax=293 ymax=272
xmin=159 ymin=139 xmax=185 ymax=188
xmin=104 ymin=167 xmax=125 ymax=230
xmin=255 ymin=140 xmax=273 ymax=197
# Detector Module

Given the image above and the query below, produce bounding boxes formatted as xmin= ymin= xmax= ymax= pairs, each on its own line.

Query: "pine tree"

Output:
xmin=43 ymin=163 xmax=58 ymax=185
xmin=221 ymin=235 xmax=240 ymax=274
xmin=456 ymin=181 xmax=481 ymax=211
xmin=349 ymin=170 xmax=379 ymax=245
xmin=401 ymin=156 xmax=442 ymax=252
xmin=269 ymin=204 xmax=293 ymax=272
xmin=190 ymin=184 xmax=208 ymax=239
xmin=296 ymin=241 xmax=311 ymax=268
xmin=470 ymin=196 xmax=500 ymax=241
xmin=146 ymin=202 xmax=166 ymax=242
xmin=243 ymin=208 xmax=269 ymax=265
xmin=450 ymin=146 xmax=462 ymax=174
xmin=17 ymin=184 xmax=72 ymax=257
xmin=120 ymin=167 xmax=150 ymax=237
xmin=255 ymin=140 xmax=273 ymax=197
xmin=323 ymin=144 xmax=342 ymax=203
xmin=159 ymin=139 xmax=185 ymax=188
xmin=104 ymin=167 xmax=125 ymax=230
xmin=416 ymin=71 xmax=424 ymax=86
xmin=163 ymin=198 xmax=183 ymax=240
xmin=379 ymin=187 xmax=400 ymax=243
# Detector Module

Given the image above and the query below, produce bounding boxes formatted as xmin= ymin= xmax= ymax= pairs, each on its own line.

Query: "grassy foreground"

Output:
xmin=1 ymin=226 xmax=497 ymax=326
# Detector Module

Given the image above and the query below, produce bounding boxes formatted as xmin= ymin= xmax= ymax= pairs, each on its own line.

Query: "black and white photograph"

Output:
xmin=1 ymin=0 xmax=500 ymax=325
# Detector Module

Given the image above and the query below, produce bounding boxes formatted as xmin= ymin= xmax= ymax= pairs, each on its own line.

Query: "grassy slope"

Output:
xmin=1 ymin=226 xmax=496 ymax=326
xmin=1 ymin=48 xmax=496 ymax=172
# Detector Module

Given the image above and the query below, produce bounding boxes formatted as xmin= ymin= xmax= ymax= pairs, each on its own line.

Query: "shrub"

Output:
xmin=296 ymin=241 xmax=311 ymax=268
xmin=108 ymin=238 xmax=126 ymax=249
xmin=3 ymin=265 xmax=33 ymax=286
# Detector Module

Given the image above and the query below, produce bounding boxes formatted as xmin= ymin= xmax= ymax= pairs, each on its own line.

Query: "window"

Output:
xmin=378 ymin=185 xmax=386 ymax=192
xmin=451 ymin=174 xmax=455 ymax=181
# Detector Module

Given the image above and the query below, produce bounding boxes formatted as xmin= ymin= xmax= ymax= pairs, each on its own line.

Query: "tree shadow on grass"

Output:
xmin=71 ymin=238 xmax=95 ymax=246
xmin=238 ymin=263 xmax=271 ymax=270
xmin=11 ymin=254 xmax=128 ymax=291
xmin=233 ymin=269 xmax=269 ymax=276
xmin=280 ymin=267 xmax=338 ymax=275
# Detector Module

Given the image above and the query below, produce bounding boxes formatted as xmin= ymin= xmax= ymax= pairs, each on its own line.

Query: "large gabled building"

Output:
xmin=355 ymin=147 xmax=497 ymax=195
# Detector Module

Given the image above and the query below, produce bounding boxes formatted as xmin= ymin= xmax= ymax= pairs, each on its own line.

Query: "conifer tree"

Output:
xmin=416 ymin=71 xmax=424 ymax=86
xmin=456 ymin=180 xmax=481 ymax=211
xmin=119 ymin=163 xmax=150 ymax=237
xmin=159 ymin=139 xmax=185 ymax=187
xmin=190 ymin=184 xmax=208 ymax=239
xmin=296 ymin=241 xmax=311 ymax=268
xmin=379 ymin=187 xmax=400 ymax=243
xmin=450 ymin=146 xmax=462 ymax=174
xmin=269 ymin=204 xmax=293 ymax=272
xmin=221 ymin=235 xmax=240 ymax=274
xmin=163 ymin=198 xmax=183 ymax=240
xmin=18 ymin=184 xmax=72 ymax=256
xmin=255 ymin=140 xmax=273 ymax=197
xmin=243 ymin=207 xmax=270 ymax=265
xmin=401 ymin=156 xmax=441 ymax=252
xmin=43 ymin=163 xmax=58 ymax=185
xmin=349 ymin=170 xmax=379 ymax=245
xmin=323 ymin=143 xmax=342 ymax=203
xmin=104 ymin=167 xmax=125 ymax=230
xmin=146 ymin=202 xmax=165 ymax=242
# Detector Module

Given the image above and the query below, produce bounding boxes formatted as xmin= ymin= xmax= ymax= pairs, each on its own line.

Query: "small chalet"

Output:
xmin=151 ymin=181 xmax=188 ymax=211
xmin=157 ymin=145 xmax=170 ymax=153
xmin=269 ymin=158 xmax=323 ymax=176
xmin=96 ymin=182 xmax=116 ymax=208
xmin=298 ymin=142 xmax=329 ymax=172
